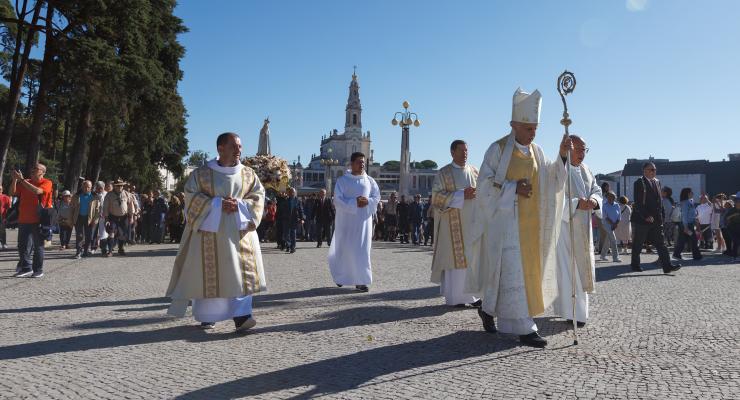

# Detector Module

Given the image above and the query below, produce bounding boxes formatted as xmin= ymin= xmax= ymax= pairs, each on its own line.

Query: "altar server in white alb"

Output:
xmin=430 ymin=139 xmax=480 ymax=307
xmin=553 ymin=135 xmax=601 ymax=327
xmin=328 ymin=152 xmax=380 ymax=292
xmin=166 ymin=132 xmax=266 ymax=332
xmin=466 ymin=88 xmax=570 ymax=348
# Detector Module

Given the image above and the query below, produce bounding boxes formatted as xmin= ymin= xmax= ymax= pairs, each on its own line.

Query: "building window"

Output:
xmin=353 ymin=114 xmax=357 ymax=125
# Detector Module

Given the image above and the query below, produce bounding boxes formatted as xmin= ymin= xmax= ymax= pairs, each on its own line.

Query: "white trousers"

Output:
xmin=440 ymin=268 xmax=478 ymax=306
xmin=192 ymin=296 xmax=253 ymax=323
xmin=554 ymin=221 xmax=589 ymax=322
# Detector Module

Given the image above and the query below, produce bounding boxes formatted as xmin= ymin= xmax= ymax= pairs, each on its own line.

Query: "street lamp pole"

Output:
xmin=391 ymin=101 xmax=420 ymax=197
xmin=320 ymin=147 xmax=339 ymax=195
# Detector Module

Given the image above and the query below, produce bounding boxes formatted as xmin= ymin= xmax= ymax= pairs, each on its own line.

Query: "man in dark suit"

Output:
xmin=630 ymin=162 xmax=681 ymax=273
xmin=409 ymin=194 xmax=424 ymax=245
xmin=280 ymin=187 xmax=304 ymax=254
xmin=397 ymin=195 xmax=410 ymax=244
xmin=314 ymin=188 xmax=335 ymax=248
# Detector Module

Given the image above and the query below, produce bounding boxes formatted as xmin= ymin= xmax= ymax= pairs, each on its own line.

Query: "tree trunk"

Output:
xmin=64 ymin=104 xmax=91 ymax=192
xmin=0 ymin=0 xmax=43 ymax=184
xmin=60 ymin=117 xmax=69 ymax=171
xmin=25 ymin=3 xmax=55 ymax=174
xmin=49 ymin=107 xmax=62 ymax=162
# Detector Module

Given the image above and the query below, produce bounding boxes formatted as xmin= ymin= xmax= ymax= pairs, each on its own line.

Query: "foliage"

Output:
xmin=0 ymin=0 xmax=189 ymax=191
xmin=382 ymin=160 xmax=399 ymax=171
xmin=187 ymin=150 xmax=209 ymax=167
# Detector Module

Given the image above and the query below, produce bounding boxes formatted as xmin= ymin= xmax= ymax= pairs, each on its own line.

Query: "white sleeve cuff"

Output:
xmin=498 ymin=180 xmax=517 ymax=211
xmin=200 ymin=197 xmax=222 ymax=232
xmin=237 ymin=199 xmax=256 ymax=230
xmin=449 ymin=190 xmax=465 ymax=209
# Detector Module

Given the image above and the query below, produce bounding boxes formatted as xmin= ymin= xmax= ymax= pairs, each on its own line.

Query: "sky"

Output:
xmin=173 ymin=0 xmax=739 ymax=174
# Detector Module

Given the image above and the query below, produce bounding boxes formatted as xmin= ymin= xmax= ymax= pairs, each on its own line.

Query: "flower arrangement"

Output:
xmin=243 ymin=155 xmax=292 ymax=192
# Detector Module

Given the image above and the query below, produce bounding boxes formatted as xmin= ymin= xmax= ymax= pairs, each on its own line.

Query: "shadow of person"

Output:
xmin=0 ymin=297 xmax=170 ymax=315
xmin=173 ymin=330 xmax=526 ymax=400
xmin=0 ymin=325 xmax=236 ymax=361
xmin=254 ymin=304 xmax=451 ymax=335
xmin=70 ymin=316 xmax=172 ymax=330
xmin=254 ymin=286 xmax=440 ymax=309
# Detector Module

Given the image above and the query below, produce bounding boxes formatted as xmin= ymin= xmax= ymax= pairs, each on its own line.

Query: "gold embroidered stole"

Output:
xmin=237 ymin=167 xmax=261 ymax=294
xmin=433 ymin=166 xmax=468 ymax=269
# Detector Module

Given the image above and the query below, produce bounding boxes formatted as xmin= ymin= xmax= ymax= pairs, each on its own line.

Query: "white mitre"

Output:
xmin=511 ymin=87 xmax=542 ymax=124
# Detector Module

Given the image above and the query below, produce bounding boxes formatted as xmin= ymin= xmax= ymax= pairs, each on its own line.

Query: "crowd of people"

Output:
xmin=2 ymin=167 xmax=190 ymax=278
xmin=4 ymin=87 xmax=739 ymax=351
xmin=592 ymin=181 xmax=740 ymax=264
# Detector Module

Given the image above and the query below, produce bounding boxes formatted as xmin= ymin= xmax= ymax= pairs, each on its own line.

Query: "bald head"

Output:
xmin=568 ymin=134 xmax=587 ymax=166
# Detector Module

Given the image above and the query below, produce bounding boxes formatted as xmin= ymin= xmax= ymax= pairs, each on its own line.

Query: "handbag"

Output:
xmin=37 ymin=194 xmax=56 ymax=240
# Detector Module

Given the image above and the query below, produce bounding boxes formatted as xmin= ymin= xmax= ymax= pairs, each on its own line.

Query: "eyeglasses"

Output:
xmin=574 ymin=147 xmax=589 ymax=153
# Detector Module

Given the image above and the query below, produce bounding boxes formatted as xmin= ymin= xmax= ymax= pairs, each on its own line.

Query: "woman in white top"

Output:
xmin=711 ymin=195 xmax=726 ymax=253
xmin=615 ymin=196 xmax=632 ymax=254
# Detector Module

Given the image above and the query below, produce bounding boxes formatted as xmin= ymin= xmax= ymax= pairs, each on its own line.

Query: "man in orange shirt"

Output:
xmin=9 ymin=163 xmax=53 ymax=278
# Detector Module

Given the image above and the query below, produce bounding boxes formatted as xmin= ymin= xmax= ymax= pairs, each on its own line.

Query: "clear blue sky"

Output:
xmin=174 ymin=0 xmax=739 ymax=174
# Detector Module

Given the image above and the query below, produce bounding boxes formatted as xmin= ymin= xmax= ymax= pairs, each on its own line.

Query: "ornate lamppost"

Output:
xmin=391 ymin=101 xmax=421 ymax=197
xmin=320 ymin=147 xmax=339 ymax=195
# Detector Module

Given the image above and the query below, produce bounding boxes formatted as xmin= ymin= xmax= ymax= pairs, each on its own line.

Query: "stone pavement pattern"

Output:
xmin=0 ymin=231 xmax=738 ymax=399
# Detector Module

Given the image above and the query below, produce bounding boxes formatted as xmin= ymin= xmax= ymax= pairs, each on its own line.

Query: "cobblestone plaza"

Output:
xmin=1 ymin=233 xmax=738 ymax=399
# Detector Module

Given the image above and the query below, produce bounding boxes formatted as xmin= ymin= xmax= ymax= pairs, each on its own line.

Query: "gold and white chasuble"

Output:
xmin=166 ymin=161 xmax=266 ymax=317
xmin=431 ymin=162 xmax=479 ymax=305
xmin=466 ymin=133 xmax=566 ymax=328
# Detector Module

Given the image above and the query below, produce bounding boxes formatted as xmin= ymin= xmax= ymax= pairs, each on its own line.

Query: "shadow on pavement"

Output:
xmin=595 ymin=252 xmax=737 ymax=282
xmin=70 ymin=316 xmax=172 ymax=330
xmin=0 ymin=297 xmax=169 ymax=315
xmin=0 ymin=325 xmax=236 ymax=361
xmin=172 ymin=331 xmax=525 ymax=400
xmin=254 ymin=286 xmax=439 ymax=308
xmin=254 ymin=304 xmax=452 ymax=335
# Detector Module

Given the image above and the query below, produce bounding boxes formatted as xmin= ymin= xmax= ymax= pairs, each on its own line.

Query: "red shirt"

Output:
xmin=0 ymin=194 xmax=10 ymax=217
xmin=16 ymin=178 xmax=53 ymax=224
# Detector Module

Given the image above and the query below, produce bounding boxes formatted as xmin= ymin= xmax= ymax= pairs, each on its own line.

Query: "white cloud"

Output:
xmin=626 ymin=0 xmax=649 ymax=12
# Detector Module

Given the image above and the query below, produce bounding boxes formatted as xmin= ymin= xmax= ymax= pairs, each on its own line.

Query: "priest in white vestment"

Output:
xmin=328 ymin=152 xmax=380 ymax=292
xmin=466 ymin=88 xmax=570 ymax=348
xmin=430 ymin=140 xmax=480 ymax=307
xmin=553 ymin=135 xmax=601 ymax=326
xmin=166 ymin=132 xmax=266 ymax=332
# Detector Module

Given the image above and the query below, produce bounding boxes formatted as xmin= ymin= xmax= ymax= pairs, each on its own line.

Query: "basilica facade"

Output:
xmin=293 ymin=72 xmax=437 ymax=198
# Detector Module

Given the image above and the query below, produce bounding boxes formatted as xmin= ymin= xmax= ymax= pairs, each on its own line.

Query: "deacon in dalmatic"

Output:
xmin=553 ymin=135 xmax=601 ymax=327
xmin=430 ymin=140 xmax=481 ymax=307
xmin=466 ymin=88 xmax=571 ymax=348
xmin=328 ymin=152 xmax=380 ymax=292
xmin=166 ymin=132 xmax=266 ymax=333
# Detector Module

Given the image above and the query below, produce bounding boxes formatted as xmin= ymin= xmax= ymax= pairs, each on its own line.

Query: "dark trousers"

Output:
xmin=424 ymin=218 xmax=434 ymax=245
xmin=75 ymin=216 xmax=93 ymax=255
xmin=699 ymin=224 xmax=712 ymax=249
xmin=59 ymin=225 xmax=73 ymax=247
xmin=90 ymin=222 xmax=100 ymax=250
xmin=730 ymin=232 xmax=740 ymax=258
xmin=398 ymin=220 xmax=409 ymax=243
xmin=282 ymin=225 xmax=297 ymax=250
xmin=0 ymin=217 xmax=6 ymax=245
xmin=722 ymin=228 xmax=733 ymax=254
xmin=673 ymin=223 xmax=702 ymax=259
xmin=106 ymin=216 xmax=129 ymax=254
xmin=316 ymin=220 xmax=333 ymax=246
xmin=275 ymin=219 xmax=285 ymax=248
xmin=631 ymin=222 xmax=672 ymax=269
xmin=17 ymin=223 xmax=44 ymax=273
xmin=411 ymin=222 xmax=422 ymax=244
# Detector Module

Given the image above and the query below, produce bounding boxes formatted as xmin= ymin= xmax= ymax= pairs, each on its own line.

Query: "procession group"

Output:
xmin=164 ymin=87 xmax=739 ymax=348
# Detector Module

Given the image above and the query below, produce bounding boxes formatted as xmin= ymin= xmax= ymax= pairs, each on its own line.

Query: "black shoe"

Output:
xmin=453 ymin=304 xmax=467 ymax=308
xmin=200 ymin=322 xmax=215 ymax=329
xmin=519 ymin=332 xmax=547 ymax=348
xmin=234 ymin=314 xmax=256 ymax=332
xmin=630 ymin=265 xmax=643 ymax=272
xmin=566 ymin=319 xmax=586 ymax=328
xmin=317 ymin=243 xmax=321 ymax=248
xmin=336 ymin=283 xmax=343 ymax=287
xmin=355 ymin=285 xmax=369 ymax=292
xmin=477 ymin=308 xmax=497 ymax=333
xmin=470 ymin=299 xmax=482 ymax=308
xmin=290 ymin=248 xmax=295 ymax=254
xmin=663 ymin=264 xmax=681 ymax=274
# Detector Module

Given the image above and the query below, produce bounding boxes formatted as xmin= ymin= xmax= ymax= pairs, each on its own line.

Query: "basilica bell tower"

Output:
xmin=344 ymin=67 xmax=362 ymax=137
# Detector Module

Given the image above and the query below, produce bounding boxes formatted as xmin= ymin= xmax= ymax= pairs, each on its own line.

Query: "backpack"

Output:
xmin=670 ymin=204 xmax=681 ymax=223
